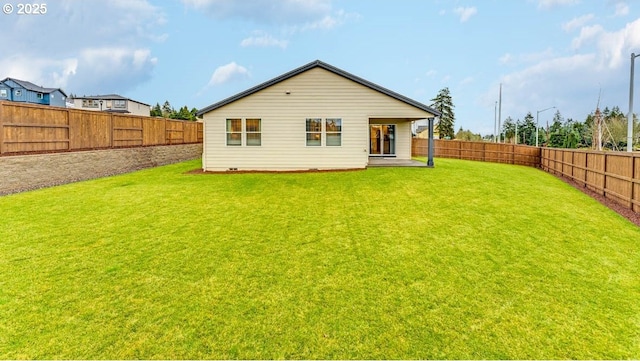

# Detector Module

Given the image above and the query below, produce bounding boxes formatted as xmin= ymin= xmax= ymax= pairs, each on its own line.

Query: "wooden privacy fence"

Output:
xmin=0 ymin=101 xmax=203 ymax=155
xmin=412 ymin=138 xmax=640 ymax=214
xmin=412 ymin=138 xmax=541 ymax=167
xmin=542 ymin=148 xmax=640 ymax=213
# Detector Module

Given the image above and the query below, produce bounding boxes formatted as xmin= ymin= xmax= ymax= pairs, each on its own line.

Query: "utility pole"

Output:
xmin=628 ymin=52 xmax=639 ymax=152
xmin=498 ymin=84 xmax=502 ymax=143
xmin=536 ymin=106 xmax=555 ymax=147
xmin=494 ymin=101 xmax=497 ymax=143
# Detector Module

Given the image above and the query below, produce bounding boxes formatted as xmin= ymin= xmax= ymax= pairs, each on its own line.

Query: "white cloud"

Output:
xmin=453 ymin=6 xmax=477 ymax=23
xmin=425 ymin=69 xmax=437 ymax=77
xmin=182 ymin=0 xmax=332 ymax=24
xmin=207 ymin=62 xmax=250 ymax=86
xmin=499 ymin=53 xmax=513 ymax=65
xmin=537 ymin=0 xmax=580 ymax=9
xmin=482 ymin=18 xmax=640 ymax=125
xmin=0 ymin=0 xmax=164 ymax=95
xmin=571 ymin=24 xmax=604 ymax=49
xmin=499 ymin=48 xmax=555 ymax=66
xmin=460 ymin=77 xmax=474 ymax=85
xmin=562 ymin=14 xmax=594 ymax=32
xmin=595 ymin=18 xmax=640 ymax=68
xmin=240 ymin=31 xmax=288 ymax=48
xmin=613 ymin=2 xmax=629 ymax=17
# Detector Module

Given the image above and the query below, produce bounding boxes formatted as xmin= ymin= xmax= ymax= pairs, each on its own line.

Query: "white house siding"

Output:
xmin=71 ymin=98 xmax=150 ymax=116
xmin=203 ymin=67 xmax=433 ymax=171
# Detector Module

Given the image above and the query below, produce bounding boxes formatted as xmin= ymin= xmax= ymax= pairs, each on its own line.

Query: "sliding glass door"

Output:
xmin=369 ymin=124 xmax=395 ymax=156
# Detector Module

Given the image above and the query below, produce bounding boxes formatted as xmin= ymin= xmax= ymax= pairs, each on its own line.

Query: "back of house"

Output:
xmin=197 ymin=60 xmax=440 ymax=171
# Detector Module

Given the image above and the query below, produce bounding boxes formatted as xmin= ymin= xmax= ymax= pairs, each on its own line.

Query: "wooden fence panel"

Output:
xmin=416 ymin=139 xmax=540 ymax=168
xmin=2 ymin=102 xmax=69 ymax=153
xmin=605 ymin=154 xmax=633 ymax=209
xmin=143 ymin=117 xmax=166 ymax=146
xmin=166 ymin=120 xmax=185 ymax=144
xmin=585 ymin=152 xmax=605 ymax=195
xmin=68 ymin=110 xmax=111 ymax=150
xmin=183 ymin=121 xmax=199 ymax=143
xmin=0 ymin=101 xmax=204 ymax=155
xmin=112 ymin=115 xmax=143 ymax=147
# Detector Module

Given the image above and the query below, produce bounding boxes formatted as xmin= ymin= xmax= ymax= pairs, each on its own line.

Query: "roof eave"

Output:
xmin=196 ymin=60 xmax=441 ymax=118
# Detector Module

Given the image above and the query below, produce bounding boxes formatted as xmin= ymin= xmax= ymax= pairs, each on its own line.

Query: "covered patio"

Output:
xmin=367 ymin=117 xmax=436 ymax=168
xmin=367 ymin=158 xmax=427 ymax=167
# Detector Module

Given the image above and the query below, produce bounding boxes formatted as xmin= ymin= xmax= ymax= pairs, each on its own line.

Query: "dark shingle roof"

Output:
xmin=1 ymin=77 xmax=67 ymax=97
xmin=73 ymin=94 xmax=150 ymax=106
xmin=197 ymin=60 xmax=441 ymax=117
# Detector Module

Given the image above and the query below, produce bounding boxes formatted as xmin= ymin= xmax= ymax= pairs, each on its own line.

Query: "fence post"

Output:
xmin=584 ymin=150 xmax=588 ymax=187
xmin=65 ymin=107 xmax=71 ymax=151
xmin=109 ymin=113 xmax=114 ymax=148
xmin=0 ymin=102 xmax=4 ymax=155
xmin=631 ymin=154 xmax=635 ymax=210
xmin=483 ymin=142 xmax=486 ymax=162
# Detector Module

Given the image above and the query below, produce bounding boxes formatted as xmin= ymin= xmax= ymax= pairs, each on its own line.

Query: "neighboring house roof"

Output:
xmin=197 ymin=60 xmax=442 ymax=117
xmin=73 ymin=94 xmax=150 ymax=106
xmin=416 ymin=125 xmax=430 ymax=134
xmin=1 ymin=77 xmax=67 ymax=97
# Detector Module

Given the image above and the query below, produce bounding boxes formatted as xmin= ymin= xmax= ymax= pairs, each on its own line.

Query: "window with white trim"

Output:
xmin=37 ymin=93 xmax=43 ymax=99
xmin=0 ymin=89 xmax=7 ymax=97
xmin=226 ymin=118 xmax=261 ymax=146
xmin=306 ymin=118 xmax=322 ymax=146
xmin=14 ymin=90 xmax=22 ymax=97
xmin=245 ymin=118 xmax=261 ymax=146
xmin=82 ymin=99 xmax=99 ymax=108
xmin=306 ymin=118 xmax=342 ymax=146
xmin=325 ymin=118 xmax=342 ymax=146
xmin=114 ymin=100 xmax=126 ymax=109
xmin=226 ymin=119 xmax=242 ymax=146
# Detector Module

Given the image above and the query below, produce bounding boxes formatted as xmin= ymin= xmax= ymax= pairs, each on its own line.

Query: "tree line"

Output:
xmin=499 ymin=106 xmax=639 ymax=150
xmin=150 ymin=101 xmax=199 ymax=121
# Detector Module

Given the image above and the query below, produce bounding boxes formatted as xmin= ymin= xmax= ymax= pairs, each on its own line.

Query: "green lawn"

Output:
xmin=1 ymin=158 xmax=639 ymax=359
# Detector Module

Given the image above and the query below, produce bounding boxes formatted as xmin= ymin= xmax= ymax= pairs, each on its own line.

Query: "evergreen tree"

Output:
xmin=150 ymin=102 xmax=162 ymax=117
xmin=162 ymin=101 xmax=174 ymax=118
xmin=502 ymin=116 xmax=516 ymax=143
xmin=430 ymin=87 xmax=455 ymax=139
xmin=520 ymin=112 xmax=536 ymax=145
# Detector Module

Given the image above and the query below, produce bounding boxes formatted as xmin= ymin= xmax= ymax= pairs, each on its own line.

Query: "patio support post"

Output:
xmin=427 ymin=117 xmax=435 ymax=167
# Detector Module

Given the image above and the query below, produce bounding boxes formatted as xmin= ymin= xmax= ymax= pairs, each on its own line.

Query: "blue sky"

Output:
xmin=1 ymin=0 xmax=639 ymax=135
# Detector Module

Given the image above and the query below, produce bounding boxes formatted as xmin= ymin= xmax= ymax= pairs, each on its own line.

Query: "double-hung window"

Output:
xmin=306 ymin=118 xmax=322 ymax=146
xmin=226 ymin=119 xmax=242 ymax=146
xmin=306 ymin=118 xmax=342 ymax=146
xmin=226 ymin=118 xmax=261 ymax=146
xmin=325 ymin=118 xmax=342 ymax=146
xmin=246 ymin=119 xmax=261 ymax=146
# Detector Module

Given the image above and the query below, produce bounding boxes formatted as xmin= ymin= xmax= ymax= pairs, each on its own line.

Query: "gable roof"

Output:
xmin=1 ymin=77 xmax=67 ymax=97
xmin=72 ymin=94 xmax=150 ymax=106
xmin=197 ymin=60 xmax=441 ymax=117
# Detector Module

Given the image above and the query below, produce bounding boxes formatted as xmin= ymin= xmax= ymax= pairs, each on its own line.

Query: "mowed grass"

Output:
xmin=1 ymin=158 xmax=639 ymax=359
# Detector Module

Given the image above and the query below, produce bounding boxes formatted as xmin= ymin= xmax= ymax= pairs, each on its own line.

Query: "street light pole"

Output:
xmin=627 ymin=52 xmax=640 ymax=152
xmin=494 ymin=101 xmax=497 ymax=143
xmin=536 ymin=106 xmax=555 ymax=147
